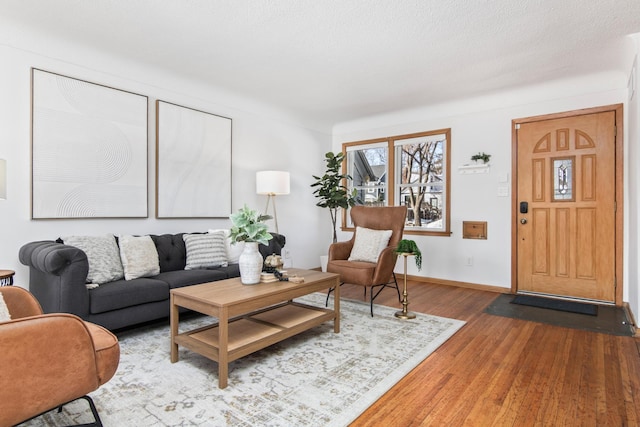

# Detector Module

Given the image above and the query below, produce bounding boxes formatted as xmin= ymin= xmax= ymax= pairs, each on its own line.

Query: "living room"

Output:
xmin=1 ymin=1 xmax=640 ymax=425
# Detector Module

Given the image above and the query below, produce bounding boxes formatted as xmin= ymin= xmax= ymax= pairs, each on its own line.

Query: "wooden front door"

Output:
xmin=515 ymin=109 xmax=619 ymax=302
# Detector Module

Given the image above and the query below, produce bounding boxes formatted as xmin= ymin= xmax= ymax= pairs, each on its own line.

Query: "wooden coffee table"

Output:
xmin=170 ymin=268 xmax=340 ymax=388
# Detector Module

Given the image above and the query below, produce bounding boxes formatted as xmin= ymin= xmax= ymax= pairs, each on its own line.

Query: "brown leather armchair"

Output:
xmin=0 ymin=286 xmax=120 ymax=427
xmin=327 ymin=205 xmax=407 ymax=316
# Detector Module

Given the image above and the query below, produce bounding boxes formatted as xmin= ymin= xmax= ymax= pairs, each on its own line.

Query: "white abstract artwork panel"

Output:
xmin=31 ymin=69 xmax=148 ymax=218
xmin=156 ymin=101 xmax=232 ymax=218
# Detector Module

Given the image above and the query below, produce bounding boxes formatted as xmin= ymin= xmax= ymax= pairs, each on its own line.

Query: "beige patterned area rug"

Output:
xmin=27 ymin=293 xmax=465 ymax=427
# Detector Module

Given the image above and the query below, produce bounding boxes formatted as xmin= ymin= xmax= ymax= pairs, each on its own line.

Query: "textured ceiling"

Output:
xmin=1 ymin=0 xmax=640 ymax=130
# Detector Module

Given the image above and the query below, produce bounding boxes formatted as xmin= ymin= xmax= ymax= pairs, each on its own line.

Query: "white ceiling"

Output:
xmin=1 ymin=0 xmax=640 ymax=130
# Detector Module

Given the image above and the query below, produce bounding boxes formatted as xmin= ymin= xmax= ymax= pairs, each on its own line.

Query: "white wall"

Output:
xmin=626 ymin=34 xmax=640 ymax=320
xmin=0 ymin=44 xmax=333 ymax=285
xmin=333 ymin=70 xmax=635 ymax=307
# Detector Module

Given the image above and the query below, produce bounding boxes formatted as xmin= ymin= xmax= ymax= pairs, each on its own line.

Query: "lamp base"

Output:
xmin=394 ymin=310 xmax=416 ymax=319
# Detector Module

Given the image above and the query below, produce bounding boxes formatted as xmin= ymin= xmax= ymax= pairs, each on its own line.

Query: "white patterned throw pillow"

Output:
xmin=348 ymin=226 xmax=393 ymax=263
xmin=208 ymin=229 xmax=244 ymax=263
xmin=119 ymin=235 xmax=160 ymax=280
xmin=184 ymin=232 xmax=228 ymax=269
xmin=62 ymin=234 xmax=124 ymax=285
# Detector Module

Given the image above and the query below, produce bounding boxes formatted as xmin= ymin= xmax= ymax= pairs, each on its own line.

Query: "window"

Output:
xmin=343 ymin=129 xmax=451 ymax=236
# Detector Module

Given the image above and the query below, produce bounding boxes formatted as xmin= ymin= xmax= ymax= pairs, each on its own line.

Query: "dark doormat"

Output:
xmin=485 ymin=294 xmax=635 ymax=336
xmin=511 ymin=295 xmax=598 ymax=316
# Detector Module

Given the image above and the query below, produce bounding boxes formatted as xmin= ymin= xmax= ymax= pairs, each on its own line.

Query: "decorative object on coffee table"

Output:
xmin=230 ymin=205 xmax=272 ymax=284
xmin=256 ymin=170 xmax=290 ymax=234
xmin=394 ymin=239 xmax=422 ymax=320
xmin=264 ymin=253 xmax=284 ymax=272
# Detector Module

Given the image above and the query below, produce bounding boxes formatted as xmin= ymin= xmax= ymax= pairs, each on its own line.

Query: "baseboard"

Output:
xmin=319 ymin=266 xmax=508 ymax=294
xmin=622 ymin=302 xmax=639 ymax=336
xmin=404 ymin=274 xmax=509 ymax=294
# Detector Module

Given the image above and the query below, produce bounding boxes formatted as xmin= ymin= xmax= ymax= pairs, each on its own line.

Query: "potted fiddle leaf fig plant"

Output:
xmin=229 ymin=205 xmax=272 ymax=284
xmin=395 ymin=239 xmax=422 ymax=270
xmin=311 ymin=151 xmax=357 ymax=244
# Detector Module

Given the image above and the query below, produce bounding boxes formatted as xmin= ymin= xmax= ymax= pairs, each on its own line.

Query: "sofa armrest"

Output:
xmin=0 ymin=314 xmax=100 ymax=426
xmin=19 ymin=241 xmax=90 ymax=317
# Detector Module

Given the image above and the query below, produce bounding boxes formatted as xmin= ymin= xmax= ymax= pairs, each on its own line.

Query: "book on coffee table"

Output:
xmin=260 ymin=273 xmax=279 ymax=283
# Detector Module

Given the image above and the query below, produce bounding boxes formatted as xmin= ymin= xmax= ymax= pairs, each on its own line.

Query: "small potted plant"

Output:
xmin=471 ymin=152 xmax=491 ymax=164
xmin=229 ymin=205 xmax=272 ymax=284
xmin=395 ymin=239 xmax=422 ymax=270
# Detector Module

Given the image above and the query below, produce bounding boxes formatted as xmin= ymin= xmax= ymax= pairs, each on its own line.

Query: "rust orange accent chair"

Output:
xmin=0 ymin=286 xmax=120 ymax=427
xmin=327 ymin=205 xmax=407 ymax=316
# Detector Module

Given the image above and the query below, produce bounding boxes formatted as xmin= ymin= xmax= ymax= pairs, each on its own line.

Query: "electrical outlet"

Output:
xmin=465 ymin=256 xmax=473 ymax=266
xmin=282 ymin=249 xmax=291 ymax=259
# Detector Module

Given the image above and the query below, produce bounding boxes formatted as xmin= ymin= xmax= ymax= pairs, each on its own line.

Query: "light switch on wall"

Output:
xmin=497 ymin=186 xmax=509 ymax=197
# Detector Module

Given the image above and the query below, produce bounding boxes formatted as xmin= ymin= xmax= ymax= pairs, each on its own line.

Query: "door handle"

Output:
xmin=520 ymin=218 xmax=527 ymax=225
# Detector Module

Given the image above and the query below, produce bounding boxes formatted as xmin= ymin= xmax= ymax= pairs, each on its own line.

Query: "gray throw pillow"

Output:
xmin=62 ymin=234 xmax=124 ymax=285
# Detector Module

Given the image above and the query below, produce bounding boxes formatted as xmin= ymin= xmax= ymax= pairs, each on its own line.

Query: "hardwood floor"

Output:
xmin=339 ymin=281 xmax=640 ymax=426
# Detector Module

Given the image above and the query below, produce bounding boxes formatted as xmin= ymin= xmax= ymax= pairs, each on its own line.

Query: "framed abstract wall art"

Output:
xmin=31 ymin=69 xmax=148 ymax=219
xmin=155 ymin=100 xmax=232 ymax=218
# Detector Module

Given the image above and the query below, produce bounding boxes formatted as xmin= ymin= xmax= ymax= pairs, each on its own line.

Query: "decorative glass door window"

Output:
xmin=552 ymin=157 xmax=575 ymax=201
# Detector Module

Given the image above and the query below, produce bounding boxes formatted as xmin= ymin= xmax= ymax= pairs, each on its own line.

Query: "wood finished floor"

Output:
xmin=339 ymin=281 xmax=640 ymax=426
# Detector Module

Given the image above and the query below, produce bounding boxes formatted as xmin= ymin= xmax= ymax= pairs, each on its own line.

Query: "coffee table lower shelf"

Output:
xmin=173 ymin=302 xmax=334 ymax=382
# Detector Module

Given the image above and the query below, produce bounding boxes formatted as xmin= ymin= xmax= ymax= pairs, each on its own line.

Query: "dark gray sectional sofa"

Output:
xmin=19 ymin=233 xmax=285 ymax=330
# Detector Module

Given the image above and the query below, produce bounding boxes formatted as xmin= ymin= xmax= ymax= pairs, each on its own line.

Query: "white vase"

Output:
xmin=238 ymin=242 xmax=263 ymax=284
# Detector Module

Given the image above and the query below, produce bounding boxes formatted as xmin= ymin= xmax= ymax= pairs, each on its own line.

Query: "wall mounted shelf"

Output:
xmin=458 ymin=163 xmax=490 ymax=174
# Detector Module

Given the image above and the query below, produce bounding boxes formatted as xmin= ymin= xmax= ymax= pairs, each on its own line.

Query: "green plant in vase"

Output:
xmin=229 ymin=205 xmax=272 ymax=245
xmin=229 ymin=205 xmax=273 ymax=285
xmin=395 ymin=239 xmax=422 ymax=271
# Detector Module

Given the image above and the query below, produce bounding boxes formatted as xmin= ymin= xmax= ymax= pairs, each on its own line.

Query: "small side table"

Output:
xmin=394 ymin=254 xmax=416 ymax=319
xmin=0 ymin=270 xmax=15 ymax=286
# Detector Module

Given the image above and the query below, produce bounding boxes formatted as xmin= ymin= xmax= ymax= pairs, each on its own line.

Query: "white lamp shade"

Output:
xmin=256 ymin=171 xmax=290 ymax=195
xmin=0 ymin=159 xmax=5 ymax=200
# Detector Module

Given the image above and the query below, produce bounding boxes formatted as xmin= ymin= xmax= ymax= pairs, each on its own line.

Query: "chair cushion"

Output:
xmin=348 ymin=227 xmax=392 ymax=263
xmin=328 ymin=259 xmax=376 ymax=286
xmin=155 ymin=269 xmax=228 ymax=289
xmin=89 ymin=278 xmax=169 ymax=314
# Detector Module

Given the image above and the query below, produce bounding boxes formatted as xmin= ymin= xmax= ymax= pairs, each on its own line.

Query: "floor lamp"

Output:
xmin=256 ymin=171 xmax=290 ymax=234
